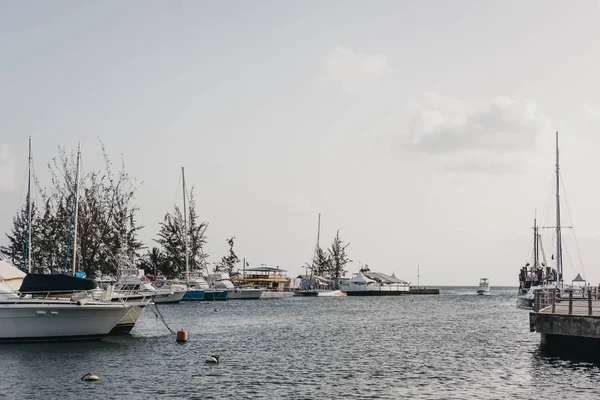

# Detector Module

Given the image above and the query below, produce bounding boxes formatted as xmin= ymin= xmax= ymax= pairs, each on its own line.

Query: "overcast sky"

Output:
xmin=2 ymin=0 xmax=600 ymax=286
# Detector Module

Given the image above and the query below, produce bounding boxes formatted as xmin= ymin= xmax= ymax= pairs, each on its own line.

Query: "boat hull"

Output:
xmin=181 ymin=289 xmax=205 ymax=301
xmin=345 ymin=290 xmax=408 ymax=296
xmin=110 ymin=305 xmax=146 ymax=334
xmin=227 ymin=289 xmax=263 ymax=300
xmin=154 ymin=290 xmax=186 ymax=304
xmin=260 ymin=291 xmax=294 ymax=299
xmin=201 ymin=290 xmax=229 ymax=301
xmin=476 ymin=290 xmax=491 ymax=296
xmin=0 ymin=301 xmax=129 ymax=343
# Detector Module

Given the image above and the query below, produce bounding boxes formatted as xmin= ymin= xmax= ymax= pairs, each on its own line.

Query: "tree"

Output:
xmin=305 ymin=246 xmax=331 ymax=278
xmin=138 ymin=247 xmax=169 ymax=277
xmin=328 ymin=230 xmax=351 ymax=282
xmin=214 ymin=237 xmax=240 ymax=277
xmin=155 ymin=189 xmax=208 ymax=278
xmin=1 ymin=141 xmax=143 ymax=278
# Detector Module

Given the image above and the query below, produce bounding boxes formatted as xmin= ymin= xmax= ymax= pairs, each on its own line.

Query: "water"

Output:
xmin=2 ymin=287 xmax=600 ymax=399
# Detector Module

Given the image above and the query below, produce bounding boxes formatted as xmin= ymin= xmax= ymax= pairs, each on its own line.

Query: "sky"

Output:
xmin=2 ymin=0 xmax=600 ymax=286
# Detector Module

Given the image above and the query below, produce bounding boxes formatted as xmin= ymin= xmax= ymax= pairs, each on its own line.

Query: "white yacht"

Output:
xmin=113 ymin=268 xmax=186 ymax=304
xmin=476 ymin=278 xmax=491 ymax=295
xmin=209 ymin=272 xmax=263 ymax=300
xmin=0 ymin=260 xmax=134 ymax=342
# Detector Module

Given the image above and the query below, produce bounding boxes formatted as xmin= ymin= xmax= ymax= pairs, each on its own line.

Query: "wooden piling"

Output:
xmin=568 ymin=291 xmax=573 ymax=315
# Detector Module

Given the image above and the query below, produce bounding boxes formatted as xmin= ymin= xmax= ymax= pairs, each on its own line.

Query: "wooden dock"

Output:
xmin=530 ymin=289 xmax=600 ymax=356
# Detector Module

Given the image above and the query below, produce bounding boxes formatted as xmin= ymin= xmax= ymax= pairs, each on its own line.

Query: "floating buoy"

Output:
xmin=81 ymin=373 xmax=100 ymax=381
xmin=214 ymin=308 xmax=218 ymax=312
xmin=176 ymin=329 xmax=188 ymax=342
xmin=205 ymin=355 xmax=219 ymax=364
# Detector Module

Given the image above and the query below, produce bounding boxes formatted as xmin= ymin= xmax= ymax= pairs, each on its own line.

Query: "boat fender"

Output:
xmin=81 ymin=373 xmax=100 ymax=381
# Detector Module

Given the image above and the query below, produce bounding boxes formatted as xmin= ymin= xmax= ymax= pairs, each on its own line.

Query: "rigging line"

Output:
xmin=561 ymin=243 xmax=580 ymax=280
xmin=540 ymin=174 xmax=554 ymax=228
xmin=558 ymin=172 xmax=587 ymax=279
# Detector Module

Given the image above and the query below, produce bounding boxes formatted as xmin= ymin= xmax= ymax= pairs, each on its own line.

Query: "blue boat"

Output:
xmin=202 ymin=289 xmax=229 ymax=301
xmin=182 ymin=289 xmax=205 ymax=301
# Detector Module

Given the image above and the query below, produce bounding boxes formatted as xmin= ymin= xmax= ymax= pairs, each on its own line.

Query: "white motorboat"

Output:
xmin=476 ymin=278 xmax=491 ymax=295
xmin=0 ymin=260 xmax=134 ymax=342
xmin=209 ymin=273 xmax=263 ymax=300
xmin=113 ymin=268 xmax=186 ymax=304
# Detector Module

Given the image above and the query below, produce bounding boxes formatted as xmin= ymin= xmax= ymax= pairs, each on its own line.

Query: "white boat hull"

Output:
xmin=476 ymin=289 xmax=491 ymax=296
xmin=260 ymin=291 xmax=294 ymax=299
xmin=228 ymin=288 xmax=263 ymax=300
xmin=317 ymin=290 xmax=343 ymax=297
xmin=0 ymin=301 xmax=129 ymax=342
xmin=153 ymin=289 xmax=186 ymax=304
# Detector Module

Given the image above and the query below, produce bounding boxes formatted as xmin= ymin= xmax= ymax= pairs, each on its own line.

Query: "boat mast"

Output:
xmin=308 ymin=213 xmax=320 ymax=290
xmin=25 ymin=137 xmax=32 ymax=273
xmin=533 ymin=216 xmax=538 ymax=270
xmin=71 ymin=143 xmax=81 ymax=276
xmin=182 ymin=167 xmax=189 ymax=287
xmin=555 ymin=131 xmax=563 ymax=285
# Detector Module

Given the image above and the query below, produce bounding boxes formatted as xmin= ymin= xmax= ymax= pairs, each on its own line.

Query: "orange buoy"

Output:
xmin=176 ymin=329 xmax=188 ymax=342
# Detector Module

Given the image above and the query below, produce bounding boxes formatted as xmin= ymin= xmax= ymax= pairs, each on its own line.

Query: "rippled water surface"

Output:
xmin=2 ymin=287 xmax=600 ymax=399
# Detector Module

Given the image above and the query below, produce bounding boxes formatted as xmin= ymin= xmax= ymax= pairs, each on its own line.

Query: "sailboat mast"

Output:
xmin=71 ymin=143 xmax=81 ymax=276
xmin=316 ymin=213 xmax=321 ymax=250
xmin=26 ymin=137 xmax=32 ymax=273
xmin=555 ymin=131 xmax=563 ymax=285
xmin=182 ymin=167 xmax=189 ymax=287
xmin=533 ymin=217 xmax=538 ymax=270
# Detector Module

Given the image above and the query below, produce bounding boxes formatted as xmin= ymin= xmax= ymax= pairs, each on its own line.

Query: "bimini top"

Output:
xmin=19 ymin=273 xmax=98 ymax=294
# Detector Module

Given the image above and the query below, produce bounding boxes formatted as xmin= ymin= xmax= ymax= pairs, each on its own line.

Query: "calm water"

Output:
xmin=2 ymin=287 xmax=600 ymax=399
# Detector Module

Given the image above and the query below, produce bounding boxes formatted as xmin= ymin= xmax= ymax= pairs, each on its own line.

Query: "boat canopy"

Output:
xmin=349 ymin=272 xmax=376 ymax=284
xmin=0 ymin=260 xmax=26 ymax=292
xmin=363 ymin=271 xmax=409 ymax=284
xmin=245 ymin=265 xmax=287 ymax=273
xmin=19 ymin=273 xmax=98 ymax=294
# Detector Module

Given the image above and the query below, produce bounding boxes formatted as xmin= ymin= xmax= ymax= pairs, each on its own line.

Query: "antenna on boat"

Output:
xmin=182 ymin=167 xmax=189 ymax=287
xmin=417 ymin=265 xmax=420 ymax=289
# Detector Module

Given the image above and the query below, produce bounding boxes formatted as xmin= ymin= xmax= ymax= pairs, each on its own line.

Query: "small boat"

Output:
xmin=476 ymin=278 xmax=491 ymax=295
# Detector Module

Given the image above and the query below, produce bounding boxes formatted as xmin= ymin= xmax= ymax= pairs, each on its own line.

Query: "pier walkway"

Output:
xmin=530 ymin=290 xmax=600 ymax=355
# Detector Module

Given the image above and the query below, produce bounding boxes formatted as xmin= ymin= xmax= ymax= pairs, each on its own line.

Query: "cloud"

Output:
xmin=0 ymin=144 xmax=17 ymax=192
xmin=582 ymin=103 xmax=600 ymax=120
xmin=277 ymin=193 xmax=315 ymax=215
xmin=396 ymin=94 xmax=551 ymax=172
xmin=324 ymin=45 xmax=389 ymax=91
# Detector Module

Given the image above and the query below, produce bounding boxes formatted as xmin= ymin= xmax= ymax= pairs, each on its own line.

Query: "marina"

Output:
xmin=4 ymin=2 xmax=600 ymax=398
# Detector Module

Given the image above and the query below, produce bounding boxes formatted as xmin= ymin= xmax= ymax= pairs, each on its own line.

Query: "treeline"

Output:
xmin=306 ymin=231 xmax=352 ymax=281
xmin=0 ymin=143 xmax=351 ymax=280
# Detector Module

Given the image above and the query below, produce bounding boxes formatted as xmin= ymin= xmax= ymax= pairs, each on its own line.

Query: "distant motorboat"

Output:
xmin=476 ymin=278 xmax=491 ymax=295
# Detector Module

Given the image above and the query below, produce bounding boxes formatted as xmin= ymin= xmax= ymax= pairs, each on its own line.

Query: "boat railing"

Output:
xmin=6 ymin=289 xmax=105 ymax=305
xmin=533 ymin=288 xmax=600 ymax=316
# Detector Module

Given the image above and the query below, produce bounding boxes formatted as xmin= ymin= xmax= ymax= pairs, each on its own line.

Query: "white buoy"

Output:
xmin=81 ymin=373 xmax=100 ymax=381
xmin=205 ymin=355 xmax=219 ymax=364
